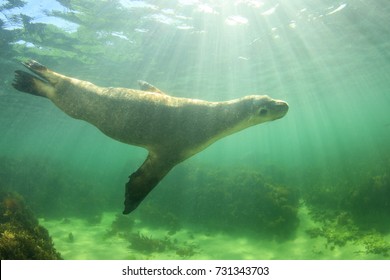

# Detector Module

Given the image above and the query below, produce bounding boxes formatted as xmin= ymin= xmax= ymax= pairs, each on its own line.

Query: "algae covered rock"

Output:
xmin=0 ymin=191 xmax=61 ymax=260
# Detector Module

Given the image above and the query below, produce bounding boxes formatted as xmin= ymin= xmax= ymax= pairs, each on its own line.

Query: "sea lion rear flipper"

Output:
xmin=21 ymin=60 xmax=54 ymax=83
xmin=12 ymin=70 xmax=52 ymax=98
xmin=123 ymin=152 xmax=176 ymax=214
xmin=12 ymin=60 xmax=58 ymax=98
xmin=22 ymin=60 xmax=48 ymax=76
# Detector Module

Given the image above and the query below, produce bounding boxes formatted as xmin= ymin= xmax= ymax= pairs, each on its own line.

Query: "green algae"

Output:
xmin=0 ymin=191 xmax=61 ymax=259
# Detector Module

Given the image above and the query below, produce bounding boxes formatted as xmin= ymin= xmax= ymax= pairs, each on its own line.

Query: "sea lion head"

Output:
xmin=241 ymin=95 xmax=289 ymax=125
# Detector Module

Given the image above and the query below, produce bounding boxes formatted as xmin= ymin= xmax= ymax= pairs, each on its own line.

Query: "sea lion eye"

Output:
xmin=259 ymin=108 xmax=268 ymax=116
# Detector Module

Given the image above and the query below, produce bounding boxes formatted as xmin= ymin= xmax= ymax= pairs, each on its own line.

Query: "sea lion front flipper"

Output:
xmin=123 ymin=153 xmax=176 ymax=214
xmin=137 ymin=80 xmax=167 ymax=95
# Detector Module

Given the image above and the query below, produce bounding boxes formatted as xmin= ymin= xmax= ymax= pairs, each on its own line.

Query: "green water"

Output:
xmin=0 ymin=0 xmax=389 ymax=259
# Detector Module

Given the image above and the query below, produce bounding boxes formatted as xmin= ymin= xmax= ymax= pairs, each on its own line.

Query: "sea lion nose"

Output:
xmin=276 ymin=100 xmax=288 ymax=107
xmin=272 ymin=100 xmax=289 ymax=117
xmin=275 ymin=100 xmax=288 ymax=110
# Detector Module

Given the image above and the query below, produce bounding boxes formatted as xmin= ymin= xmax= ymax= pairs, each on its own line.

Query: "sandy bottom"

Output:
xmin=40 ymin=206 xmax=389 ymax=260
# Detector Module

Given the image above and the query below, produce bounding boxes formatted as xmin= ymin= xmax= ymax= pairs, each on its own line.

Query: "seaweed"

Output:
xmin=361 ymin=233 xmax=390 ymax=257
xmin=306 ymin=223 xmax=390 ymax=258
xmin=138 ymin=204 xmax=182 ymax=235
xmin=0 ymin=191 xmax=61 ymax=259
xmin=139 ymin=165 xmax=300 ymax=240
xmin=175 ymin=244 xmax=199 ymax=258
xmin=305 ymin=212 xmax=359 ymax=249
xmin=128 ymin=232 xmax=173 ymax=254
xmin=305 ymin=205 xmax=390 ymax=257
xmin=302 ymin=157 xmax=390 ymax=257
xmin=348 ymin=172 xmax=390 ymax=232
xmin=127 ymin=231 xmax=199 ymax=258
xmin=105 ymin=213 xmax=135 ymax=238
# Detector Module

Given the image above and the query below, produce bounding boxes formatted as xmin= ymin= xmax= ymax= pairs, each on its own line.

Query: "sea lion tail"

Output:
xmin=12 ymin=70 xmax=50 ymax=98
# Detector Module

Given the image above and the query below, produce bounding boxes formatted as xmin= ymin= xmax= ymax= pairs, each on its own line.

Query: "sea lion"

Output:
xmin=12 ymin=60 xmax=289 ymax=214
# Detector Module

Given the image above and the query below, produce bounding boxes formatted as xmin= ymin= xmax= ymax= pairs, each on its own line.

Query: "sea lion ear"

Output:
xmin=137 ymin=80 xmax=168 ymax=95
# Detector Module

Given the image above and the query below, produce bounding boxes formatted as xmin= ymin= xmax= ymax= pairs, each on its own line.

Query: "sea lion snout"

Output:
xmin=269 ymin=99 xmax=289 ymax=119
